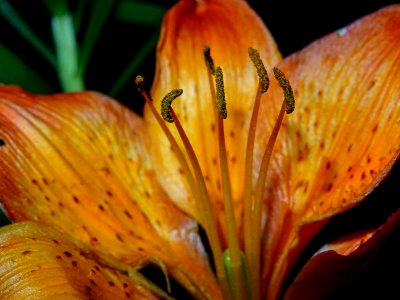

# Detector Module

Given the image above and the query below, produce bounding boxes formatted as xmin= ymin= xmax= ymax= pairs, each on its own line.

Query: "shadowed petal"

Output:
xmin=283 ymin=209 xmax=400 ymax=300
xmin=0 ymin=221 xmax=157 ymax=299
xmin=0 ymin=86 xmax=221 ymax=299
xmin=257 ymin=5 xmax=400 ymax=298
xmin=147 ymin=0 xmax=281 ymax=238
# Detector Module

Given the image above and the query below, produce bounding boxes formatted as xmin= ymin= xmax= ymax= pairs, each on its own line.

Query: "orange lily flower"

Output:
xmin=0 ymin=0 xmax=399 ymax=299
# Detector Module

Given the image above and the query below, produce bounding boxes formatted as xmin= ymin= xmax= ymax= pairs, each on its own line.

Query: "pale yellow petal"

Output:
xmin=0 ymin=221 xmax=157 ymax=299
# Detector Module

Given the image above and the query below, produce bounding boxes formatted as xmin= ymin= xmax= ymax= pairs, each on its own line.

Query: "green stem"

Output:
xmin=43 ymin=0 xmax=84 ymax=92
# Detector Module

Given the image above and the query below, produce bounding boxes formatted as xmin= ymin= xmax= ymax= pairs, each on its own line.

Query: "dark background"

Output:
xmin=1 ymin=1 xmax=399 ymax=299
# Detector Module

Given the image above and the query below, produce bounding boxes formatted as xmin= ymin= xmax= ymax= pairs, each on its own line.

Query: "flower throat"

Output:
xmin=136 ymin=46 xmax=294 ymax=300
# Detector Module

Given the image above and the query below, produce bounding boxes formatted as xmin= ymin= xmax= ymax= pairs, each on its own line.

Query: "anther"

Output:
xmin=248 ymin=47 xmax=269 ymax=93
xmin=204 ymin=45 xmax=216 ymax=75
xmin=273 ymin=67 xmax=295 ymax=114
xmin=161 ymin=89 xmax=183 ymax=123
xmin=215 ymin=66 xmax=227 ymax=119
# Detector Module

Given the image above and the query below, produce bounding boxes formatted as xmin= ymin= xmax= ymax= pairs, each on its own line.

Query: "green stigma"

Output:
xmin=215 ymin=66 xmax=227 ymax=119
xmin=135 ymin=75 xmax=144 ymax=89
xmin=203 ymin=45 xmax=216 ymax=75
xmin=273 ymin=67 xmax=295 ymax=114
xmin=248 ymin=47 xmax=269 ymax=93
xmin=161 ymin=89 xmax=183 ymax=122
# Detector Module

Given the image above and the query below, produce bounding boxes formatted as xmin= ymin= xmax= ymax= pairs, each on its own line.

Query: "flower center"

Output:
xmin=136 ymin=47 xmax=294 ymax=300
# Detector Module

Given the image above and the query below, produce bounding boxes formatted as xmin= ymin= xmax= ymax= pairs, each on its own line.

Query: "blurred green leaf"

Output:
xmin=79 ymin=0 xmax=114 ymax=76
xmin=42 ymin=0 xmax=84 ymax=92
xmin=0 ymin=0 xmax=56 ymax=66
xmin=73 ymin=0 xmax=89 ymax=33
xmin=115 ymin=0 xmax=165 ymax=26
xmin=110 ymin=31 xmax=159 ymax=96
xmin=0 ymin=43 xmax=52 ymax=93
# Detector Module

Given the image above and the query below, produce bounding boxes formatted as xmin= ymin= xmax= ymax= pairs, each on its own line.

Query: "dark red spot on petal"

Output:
xmin=84 ymin=286 xmax=92 ymax=296
xmin=325 ymin=161 xmax=331 ymax=170
xmin=347 ymin=144 xmax=353 ymax=152
xmin=124 ymin=210 xmax=132 ymax=219
xmin=372 ymin=124 xmax=378 ymax=133
xmin=116 ymin=233 xmax=124 ymax=242
xmin=63 ymin=251 xmax=72 ymax=258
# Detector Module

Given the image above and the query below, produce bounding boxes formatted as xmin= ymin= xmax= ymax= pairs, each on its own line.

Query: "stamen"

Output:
xmin=135 ymin=76 xmax=200 ymax=225
xmin=248 ymin=47 xmax=269 ymax=93
xmin=244 ymin=48 xmax=269 ymax=300
xmin=212 ymin=64 xmax=246 ymax=299
xmin=248 ymin=68 xmax=295 ymax=300
xmin=215 ymin=66 xmax=227 ymax=119
xmin=203 ymin=45 xmax=216 ymax=75
xmin=273 ymin=67 xmax=295 ymax=114
xmin=137 ymin=75 xmax=231 ymax=299
xmin=168 ymin=105 xmax=230 ymax=300
xmin=202 ymin=53 xmax=233 ymax=299
xmin=161 ymin=89 xmax=183 ymax=123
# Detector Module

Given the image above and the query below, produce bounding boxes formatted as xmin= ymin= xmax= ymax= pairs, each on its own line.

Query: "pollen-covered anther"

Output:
xmin=273 ymin=67 xmax=295 ymax=114
xmin=248 ymin=47 xmax=269 ymax=93
xmin=215 ymin=67 xmax=227 ymax=119
xmin=161 ymin=89 xmax=184 ymax=123
xmin=203 ymin=45 xmax=216 ymax=75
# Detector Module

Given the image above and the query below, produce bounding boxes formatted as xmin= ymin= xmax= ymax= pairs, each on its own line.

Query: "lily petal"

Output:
xmin=283 ymin=209 xmax=400 ymax=300
xmin=147 ymin=0 xmax=281 ymax=235
xmin=0 ymin=86 xmax=220 ymax=299
xmin=258 ymin=5 xmax=400 ymax=298
xmin=0 ymin=221 xmax=156 ymax=299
